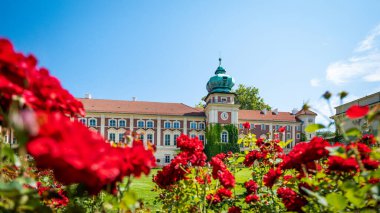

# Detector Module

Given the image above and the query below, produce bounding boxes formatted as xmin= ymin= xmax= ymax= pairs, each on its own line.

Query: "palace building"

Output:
xmin=75 ymin=59 xmax=317 ymax=165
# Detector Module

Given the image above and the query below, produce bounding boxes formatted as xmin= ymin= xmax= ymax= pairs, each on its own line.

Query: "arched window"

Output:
xmin=190 ymin=134 xmax=196 ymax=139
xmin=119 ymin=119 xmax=126 ymax=127
xmin=198 ymin=122 xmax=205 ymax=130
xmin=164 ymin=121 xmax=171 ymax=129
xmin=109 ymin=119 xmax=116 ymax=127
xmin=146 ymin=120 xmax=154 ymax=128
xmin=221 ymin=131 xmax=228 ymax=143
xmin=199 ymin=135 xmax=205 ymax=143
xmin=109 ymin=133 xmax=116 ymax=141
xmin=173 ymin=121 xmax=180 ymax=129
xmin=79 ymin=118 xmax=87 ymax=125
xmin=190 ymin=122 xmax=197 ymax=129
xmin=174 ymin=134 xmax=179 ymax=146
xmin=89 ymin=118 xmax=97 ymax=127
xmin=164 ymin=134 xmax=171 ymax=146
xmin=147 ymin=133 xmax=153 ymax=143
xmin=137 ymin=120 xmax=145 ymax=128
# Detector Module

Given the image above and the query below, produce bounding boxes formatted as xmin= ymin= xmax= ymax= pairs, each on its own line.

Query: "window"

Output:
xmin=119 ymin=133 xmax=124 ymax=142
xmin=221 ymin=131 xmax=228 ymax=143
xmin=147 ymin=120 xmax=154 ymax=128
xmin=164 ymin=134 xmax=171 ymax=146
xmin=261 ymin=124 xmax=266 ymax=130
xmin=147 ymin=134 xmax=153 ymax=143
xmin=276 ymin=125 xmax=280 ymax=130
xmin=286 ymin=125 xmax=291 ymax=131
xmin=199 ymin=135 xmax=205 ymax=143
xmin=221 ymin=97 xmax=227 ymax=103
xmin=286 ymin=133 xmax=291 ymax=140
xmin=79 ymin=118 xmax=87 ymax=125
xmin=308 ymin=118 xmax=314 ymax=123
xmin=164 ymin=121 xmax=171 ymax=129
xmin=190 ymin=122 xmax=197 ymax=129
xmin=173 ymin=121 xmax=180 ymax=129
xmin=12 ymin=137 xmax=17 ymax=144
xmin=251 ymin=123 xmax=255 ymax=128
xmin=109 ymin=119 xmax=116 ymax=127
xmin=296 ymin=126 xmax=301 ymax=131
xmin=191 ymin=134 xmax=196 ymax=139
xmin=165 ymin=155 xmax=170 ymax=163
xmin=296 ymin=133 xmax=300 ymax=139
xmin=137 ymin=120 xmax=145 ymax=128
xmin=89 ymin=118 xmax=96 ymax=127
xmin=198 ymin=122 xmax=205 ymax=130
xmin=174 ymin=134 xmax=179 ymax=146
xmin=119 ymin=120 xmax=126 ymax=127
xmin=239 ymin=123 xmax=243 ymax=129
xmin=139 ymin=134 xmax=144 ymax=141
xmin=109 ymin=133 xmax=116 ymax=141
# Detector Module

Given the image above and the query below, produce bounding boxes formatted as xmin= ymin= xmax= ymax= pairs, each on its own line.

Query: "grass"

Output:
xmin=129 ymin=167 xmax=252 ymax=211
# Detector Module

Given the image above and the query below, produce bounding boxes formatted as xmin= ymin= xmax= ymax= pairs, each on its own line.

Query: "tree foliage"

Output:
xmin=234 ymin=84 xmax=271 ymax=110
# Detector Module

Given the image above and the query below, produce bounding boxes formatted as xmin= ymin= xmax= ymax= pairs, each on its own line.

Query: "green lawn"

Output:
xmin=129 ymin=168 xmax=252 ymax=211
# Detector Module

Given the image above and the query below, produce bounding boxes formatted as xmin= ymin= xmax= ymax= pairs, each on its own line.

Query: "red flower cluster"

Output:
xmin=0 ymin=38 xmax=84 ymax=117
xmin=244 ymin=180 xmax=258 ymax=194
xmin=245 ymin=194 xmax=259 ymax=203
xmin=228 ymin=206 xmax=242 ymax=213
xmin=210 ymin=156 xmax=235 ymax=188
xmin=206 ymin=187 xmax=232 ymax=204
xmin=154 ymin=135 xmax=207 ymax=189
xmin=263 ymin=168 xmax=282 ymax=188
xmin=346 ymin=105 xmax=369 ymax=119
xmin=36 ymin=182 xmax=69 ymax=208
xmin=278 ymin=126 xmax=286 ymax=133
xmin=243 ymin=150 xmax=267 ymax=167
xmin=327 ymin=142 xmax=379 ymax=173
xmin=27 ymin=113 xmax=155 ymax=194
xmin=359 ymin=134 xmax=377 ymax=145
xmin=277 ymin=187 xmax=307 ymax=213
xmin=242 ymin=122 xmax=250 ymax=129
xmin=280 ymin=137 xmax=330 ymax=170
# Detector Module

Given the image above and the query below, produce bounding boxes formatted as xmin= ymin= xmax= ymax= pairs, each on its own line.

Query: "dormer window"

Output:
xmin=198 ymin=122 xmax=205 ymax=130
xmin=79 ymin=118 xmax=87 ymax=125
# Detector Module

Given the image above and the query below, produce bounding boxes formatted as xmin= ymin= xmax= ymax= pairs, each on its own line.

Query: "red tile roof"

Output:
xmin=239 ymin=110 xmax=300 ymax=122
xmin=295 ymin=109 xmax=317 ymax=116
xmin=79 ymin=98 xmax=205 ymax=117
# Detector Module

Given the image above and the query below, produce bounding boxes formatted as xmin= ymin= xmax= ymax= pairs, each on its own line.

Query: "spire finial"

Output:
xmin=219 ymin=57 xmax=222 ymax=66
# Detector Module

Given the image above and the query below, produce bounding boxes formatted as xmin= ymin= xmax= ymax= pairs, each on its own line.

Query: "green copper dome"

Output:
xmin=206 ymin=58 xmax=235 ymax=93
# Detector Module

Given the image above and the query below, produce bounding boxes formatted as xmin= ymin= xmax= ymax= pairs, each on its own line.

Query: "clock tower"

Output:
xmin=204 ymin=58 xmax=239 ymax=125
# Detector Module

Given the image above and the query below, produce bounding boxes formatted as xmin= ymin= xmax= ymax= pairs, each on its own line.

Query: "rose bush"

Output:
xmin=0 ymin=38 xmax=156 ymax=212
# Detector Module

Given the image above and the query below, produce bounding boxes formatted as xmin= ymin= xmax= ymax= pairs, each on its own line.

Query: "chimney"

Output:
xmin=84 ymin=93 xmax=92 ymax=99
xmin=292 ymin=108 xmax=298 ymax=115
xmin=132 ymin=97 xmax=136 ymax=101
xmin=273 ymin=108 xmax=278 ymax=115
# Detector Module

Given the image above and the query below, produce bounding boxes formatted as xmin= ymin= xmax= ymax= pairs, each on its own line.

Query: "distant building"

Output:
xmin=333 ymin=91 xmax=380 ymax=135
xmin=2 ymin=59 xmax=317 ymax=165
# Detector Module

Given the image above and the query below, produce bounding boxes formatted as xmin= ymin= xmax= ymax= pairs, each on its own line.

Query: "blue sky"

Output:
xmin=1 ymin=1 xmax=380 ymax=124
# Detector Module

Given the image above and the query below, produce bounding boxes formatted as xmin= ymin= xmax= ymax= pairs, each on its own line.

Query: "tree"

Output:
xmin=234 ymin=84 xmax=271 ymax=110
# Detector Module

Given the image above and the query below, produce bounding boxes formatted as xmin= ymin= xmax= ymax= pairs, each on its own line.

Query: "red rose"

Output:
xmin=244 ymin=180 xmax=258 ymax=194
xmin=242 ymin=122 xmax=250 ymax=129
xmin=228 ymin=206 xmax=241 ymax=213
xmin=277 ymin=187 xmax=307 ymax=213
xmin=279 ymin=126 xmax=286 ymax=133
xmin=263 ymin=168 xmax=282 ymax=188
xmin=245 ymin=194 xmax=259 ymax=203
xmin=346 ymin=105 xmax=369 ymax=119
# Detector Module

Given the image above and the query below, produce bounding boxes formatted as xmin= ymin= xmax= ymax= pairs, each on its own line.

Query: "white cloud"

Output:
xmin=326 ymin=24 xmax=380 ymax=84
xmin=310 ymin=78 xmax=321 ymax=87
xmin=326 ymin=52 xmax=380 ymax=84
xmin=355 ymin=24 xmax=380 ymax=52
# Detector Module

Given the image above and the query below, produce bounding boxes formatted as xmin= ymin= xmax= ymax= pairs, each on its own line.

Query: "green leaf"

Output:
xmin=326 ymin=193 xmax=347 ymax=211
xmin=305 ymin=124 xmax=325 ymax=133
xmin=326 ymin=146 xmax=346 ymax=157
xmin=236 ymin=156 xmax=245 ymax=163
xmin=346 ymin=128 xmax=362 ymax=137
